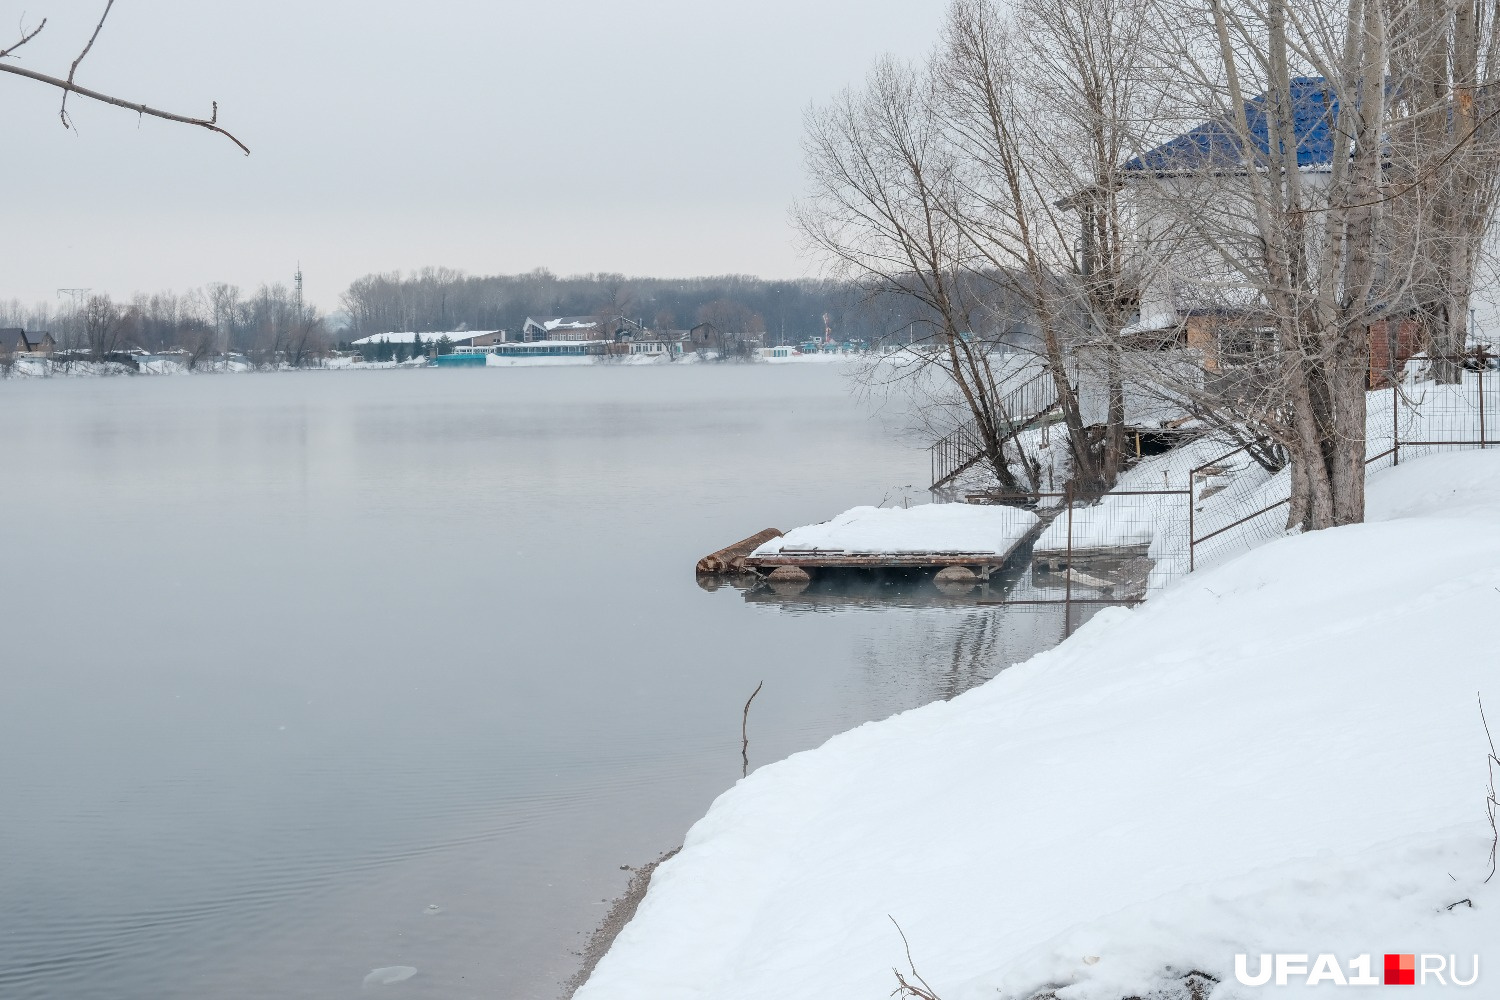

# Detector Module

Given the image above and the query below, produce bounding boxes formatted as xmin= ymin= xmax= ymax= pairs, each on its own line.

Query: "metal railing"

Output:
xmin=929 ymin=370 xmax=1060 ymax=490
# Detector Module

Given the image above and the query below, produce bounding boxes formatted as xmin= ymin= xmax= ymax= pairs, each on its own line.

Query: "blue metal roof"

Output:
xmin=1126 ymin=77 xmax=1335 ymax=172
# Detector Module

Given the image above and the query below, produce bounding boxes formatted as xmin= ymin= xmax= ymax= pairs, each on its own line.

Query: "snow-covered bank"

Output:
xmin=578 ymin=450 xmax=1500 ymax=999
xmin=764 ymin=351 xmax=857 ymax=364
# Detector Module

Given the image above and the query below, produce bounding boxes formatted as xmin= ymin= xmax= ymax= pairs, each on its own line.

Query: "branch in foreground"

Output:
xmin=0 ymin=17 xmax=46 ymax=60
xmin=60 ymin=0 xmax=116 ymax=130
xmin=0 ymin=61 xmax=249 ymax=154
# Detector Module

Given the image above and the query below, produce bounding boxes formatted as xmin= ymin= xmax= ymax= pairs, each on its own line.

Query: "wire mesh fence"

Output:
xmin=982 ymin=486 xmax=1192 ymax=607
xmin=1392 ymin=368 xmax=1499 ymax=460
xmin=973 ymin=364 xmax=1498 ymax=607
xmin=1186 ymin=367 xmax=1498 ymax=570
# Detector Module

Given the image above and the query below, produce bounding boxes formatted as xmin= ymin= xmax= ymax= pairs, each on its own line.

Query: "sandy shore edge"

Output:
xmin=561 ymin=847 xmax=681 ymax=999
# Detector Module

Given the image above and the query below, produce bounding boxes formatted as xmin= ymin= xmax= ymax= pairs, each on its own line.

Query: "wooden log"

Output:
xmin=696 ymin=528 xmax=783 ymax=575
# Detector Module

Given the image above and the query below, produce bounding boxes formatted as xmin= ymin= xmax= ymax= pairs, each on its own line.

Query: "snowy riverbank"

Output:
xmin=577 ymin=450 xmax=1500 ymax=999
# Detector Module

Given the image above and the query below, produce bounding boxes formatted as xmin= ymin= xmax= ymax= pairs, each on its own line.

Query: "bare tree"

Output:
xmin=798 ymin=55 xmax=1047 ymax=495
xmin=0 ymin=2 xmax=248 ymax=153
xmin=287 ymin=315 xmax=329 ymax=368
xmin=81 ymin=293 xmax=122 ymax=361
xmin=1385 ymin=0 xmax=1500 ymax=381
xmin=696 ymin=298 xmax=763 ymax=357
xmin=1123 ymin=0 xmax=1500 ymax=527
xmin=939 ymin=0 xmax=1159 ymax=494
xmin=798 ymin=1 xmax=1161 ymax=498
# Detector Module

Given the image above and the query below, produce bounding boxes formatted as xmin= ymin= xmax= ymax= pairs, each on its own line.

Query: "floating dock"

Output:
xmin=740 ymin=504 xmax=1040 ymax=578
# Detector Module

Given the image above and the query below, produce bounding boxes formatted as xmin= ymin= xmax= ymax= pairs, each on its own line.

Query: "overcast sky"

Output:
xmin=0 ymin=1 xmax=947 ymax=311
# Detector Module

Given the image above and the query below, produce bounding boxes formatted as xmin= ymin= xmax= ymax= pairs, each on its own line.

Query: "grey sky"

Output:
xmin=0 ymin=1 xmax=946 ymax=311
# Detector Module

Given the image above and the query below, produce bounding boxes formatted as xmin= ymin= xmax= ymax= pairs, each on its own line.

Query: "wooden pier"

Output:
xmin=742 ymin=547 xmax=1019 ymax=577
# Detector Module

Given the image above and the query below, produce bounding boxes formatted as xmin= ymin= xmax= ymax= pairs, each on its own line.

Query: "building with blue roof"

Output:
xmin=1124 ymin=77 xmax=1337 ymax=174
xmin=1063 ymin=77 xmax=1415 ymax=387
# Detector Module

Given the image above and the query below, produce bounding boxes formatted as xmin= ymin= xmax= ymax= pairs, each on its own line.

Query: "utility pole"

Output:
xmin=57 ymin=288 xmax=90 ymax=350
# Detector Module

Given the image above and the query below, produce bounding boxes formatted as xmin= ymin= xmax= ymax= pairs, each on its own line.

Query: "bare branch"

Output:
xmin=0 ymin=17 xmax=46 ymax=60
xmin=1479 ymin=692 xmax=1499 ymax=882
xmin=889 ymin=916 xmax=943 ymax=1000
xmin=0 ymin=61 xmax=250 ymax=154
xmin=60 ymin=0 xmax=115 ymax=130
xmin=741 ymin=680 xmax=763 ymax=778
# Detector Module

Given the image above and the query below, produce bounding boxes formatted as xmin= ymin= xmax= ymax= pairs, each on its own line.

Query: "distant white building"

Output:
xmin=521 ymin=316 xmax=601 ymax=342
xmin=351 ymin=330 xmax=505 ymax=348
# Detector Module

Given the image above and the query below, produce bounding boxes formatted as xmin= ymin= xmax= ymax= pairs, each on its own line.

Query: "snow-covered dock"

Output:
xmin=744 ymin=503 xmax=1040 ymax=575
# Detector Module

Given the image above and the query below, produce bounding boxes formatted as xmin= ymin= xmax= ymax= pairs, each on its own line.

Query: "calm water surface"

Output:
xmin=0 ymin=366 xmax=1077 ymax=999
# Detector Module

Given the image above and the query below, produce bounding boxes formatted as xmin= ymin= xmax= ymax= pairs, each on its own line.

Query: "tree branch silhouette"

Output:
xmin=0 ymin=5 xmax=249 ymax=154
xmin=60 ymin=0 xmax=115 ymax=131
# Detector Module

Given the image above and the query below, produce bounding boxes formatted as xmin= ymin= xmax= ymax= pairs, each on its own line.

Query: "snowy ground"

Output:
xmin=578 ymin=450 xmax=1500 ymax=999
xmin=753 ymin=504 xmax=1040 ymax=557
xmin=764 ymin=351 xmax=859 ymax=364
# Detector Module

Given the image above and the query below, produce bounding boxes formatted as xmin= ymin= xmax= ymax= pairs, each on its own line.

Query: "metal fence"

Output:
xmin=976 ymin=369 xmax=1498 ymax=610
xmin=981 ymin=485 xmax=1192 ymax=609
xmin=1186 ymin=369 xmax=1499 ymax=570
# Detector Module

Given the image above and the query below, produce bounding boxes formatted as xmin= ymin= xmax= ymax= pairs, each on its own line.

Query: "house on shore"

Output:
xmin=517 ymin=315 xmax=685 ymax=356
xmin=451 ymin=330 xmax=506 ymax=349
xmin=1 ymin=328 xmax=56 ymax=360
xmin=686 ymin=322 xmax=762 ymax=354
xmin=521 ymin=316 xmax=601 ymax=342
xmin=350 ymin=330 xmax=505 ymax=356
xmin=1065 ymin=76 xmax=1422 ymax=394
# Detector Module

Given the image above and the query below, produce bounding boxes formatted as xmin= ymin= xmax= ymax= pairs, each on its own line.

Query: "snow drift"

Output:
xmin=577 ymin=451 xmax=1500 ymax=999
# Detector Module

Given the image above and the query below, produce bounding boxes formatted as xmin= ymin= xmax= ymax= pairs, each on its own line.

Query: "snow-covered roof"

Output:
xmin=1119 ymin=312 xmax=1181 ymax=338
xmin=523 ymin=316 xmax=600 ymax=332
xmin=351 ymin=330 xmax=488 ymax=345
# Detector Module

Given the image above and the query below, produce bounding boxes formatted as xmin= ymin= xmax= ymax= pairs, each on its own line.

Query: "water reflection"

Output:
xmin=715 ymin=568 xmax=1120 ymax=704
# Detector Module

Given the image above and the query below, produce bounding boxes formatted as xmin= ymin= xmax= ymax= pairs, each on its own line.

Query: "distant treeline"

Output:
xmin=0 ymin=282 xmax=325 ymax=365
xmin=338 ymin=267 xmax=925 ymax=345
xmin=0 ymin=267 xmax=1037 ymax=362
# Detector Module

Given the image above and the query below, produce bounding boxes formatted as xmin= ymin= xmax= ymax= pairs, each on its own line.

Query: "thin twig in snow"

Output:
xmin=741 ymin=680 xmax=763 ymax=778
xmin=889 ymin=916 xmax=942 ymax=1000
xmin=1479 ymin=692 xmax=1499 ymax=882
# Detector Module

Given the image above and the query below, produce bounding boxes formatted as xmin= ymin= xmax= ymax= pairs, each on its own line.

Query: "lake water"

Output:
xmin=0 ymin=365 xmax=1079 ymax=999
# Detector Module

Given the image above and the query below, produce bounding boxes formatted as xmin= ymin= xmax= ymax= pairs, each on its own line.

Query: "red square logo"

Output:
xmin=1385 ymin=953 xmax=1415 ymax=985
